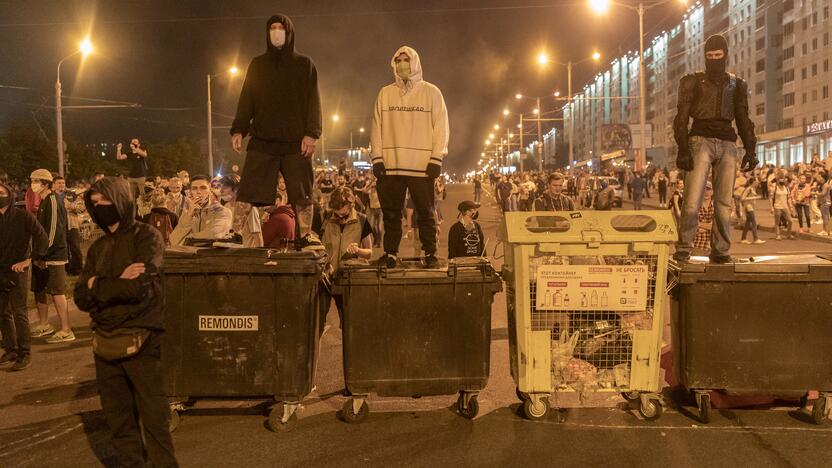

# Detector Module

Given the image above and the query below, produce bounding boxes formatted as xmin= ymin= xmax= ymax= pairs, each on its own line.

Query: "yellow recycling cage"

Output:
xmin=501 ymin=210 xmax=677 ymax=421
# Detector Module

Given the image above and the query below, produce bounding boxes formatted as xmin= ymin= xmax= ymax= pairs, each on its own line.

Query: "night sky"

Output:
xmin=0 ymin=0 xmax=682 ymax=173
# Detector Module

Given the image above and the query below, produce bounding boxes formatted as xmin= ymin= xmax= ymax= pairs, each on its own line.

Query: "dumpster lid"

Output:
xmin=164 ymin=248 xmax=327 ymax=274
xmin=337 ymin=257 xmax=499 ymax=283
xmin=502 ymin=210 xmax=677 ymax=244
xmin=679 ymin=254 xmax=832 ymax=282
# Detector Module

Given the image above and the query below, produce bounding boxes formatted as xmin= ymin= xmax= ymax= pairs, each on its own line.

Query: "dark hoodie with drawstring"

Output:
xmin=73 ymin=177 xmax=166 ymax=332
xmin=231 ymin=14 xmax=322 ymax=155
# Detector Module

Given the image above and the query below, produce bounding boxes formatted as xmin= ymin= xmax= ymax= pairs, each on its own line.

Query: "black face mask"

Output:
xmin=94 ymin=204 xmax=121 ymax=230
xmin=704 ymin=34 xmax=728 ymax=81
xmin=471 ymin=211 xmax=479 ymax=220
xmin=0 ymin=196 xmax=9 ymax=209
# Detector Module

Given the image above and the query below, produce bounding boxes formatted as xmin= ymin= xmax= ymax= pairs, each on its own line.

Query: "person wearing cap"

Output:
xmin=448 ymin=201 xmax=485 ymax=259
xmin=673 ymin=34 xmax=758 ymax=263
xmin=219 ymin=174 xmax=263 ymax=247
xmin=27 ymin=169 xmax=75 ymax=343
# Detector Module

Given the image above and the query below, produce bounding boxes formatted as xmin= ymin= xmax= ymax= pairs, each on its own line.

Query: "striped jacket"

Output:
xmin=35 ymin=192 xmax=69 ymax=263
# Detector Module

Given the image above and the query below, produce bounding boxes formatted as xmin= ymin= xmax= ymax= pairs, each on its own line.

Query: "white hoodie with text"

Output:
xmin=370 ymin=46 xmax=449 ymax=177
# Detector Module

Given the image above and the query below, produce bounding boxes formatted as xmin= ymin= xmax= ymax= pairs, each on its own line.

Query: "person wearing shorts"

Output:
xmin=27 ymin=169 xmax=75 ymax=343
xmin=230 ymin=14 xmax=322 ymax=239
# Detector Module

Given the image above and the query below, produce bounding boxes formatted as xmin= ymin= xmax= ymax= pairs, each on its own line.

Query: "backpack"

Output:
xmin=149 ymin=211 xmax=173 ymax=245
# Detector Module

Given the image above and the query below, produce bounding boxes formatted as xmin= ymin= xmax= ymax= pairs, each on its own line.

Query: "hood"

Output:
xmin=0 ymin=181 xmax=15 ymax=208
xmin=85 ymin=177 xmax=135 ymax=234
xmin=266 ymin=14 xmax=296 ymax=58
xmin=275 ymin=205 xmax=296 ymax=219
xmin=391 ymin=46 xmax=423 ymax=92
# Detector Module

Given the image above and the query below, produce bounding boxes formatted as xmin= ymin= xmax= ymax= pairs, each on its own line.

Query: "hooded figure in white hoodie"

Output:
xmin=370 ymin=46 xmax=449 ymax=269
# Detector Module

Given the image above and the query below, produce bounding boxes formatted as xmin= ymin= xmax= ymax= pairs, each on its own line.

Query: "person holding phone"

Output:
xmin=116 ymin=138 xmax=149 ymax=202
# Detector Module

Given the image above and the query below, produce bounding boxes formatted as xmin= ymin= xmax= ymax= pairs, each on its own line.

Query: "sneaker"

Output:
xmin=740 ymin=239 xmax=751 ymax=244
xmin=375 ymin=253 xmax=399 ymax=269
xmin=709 ymin=255 xmax=735 ymax=264
xmin=0 ymin=352 xmax=18 ymax=365
xmin=45 ymin=330 xmax=76 ymax=344
xmin=30 ymin=324 xmax=55 ymax=338
xmin=775 ymin=235 xmax=783 ymax=241
xmin=672 ymin=252 xmax=691 ymax=263
xmin=424 ymin=254 xmax=440 ymax=269
xmin=753 ymin=239 xmax=766 ymax=244
xmin=11 ymin=354 xmax=31 ymax=371
xmin=788 ymin=235 xmax=797 ymax=240
xmin=819 ymin=231 xmax=829 ymax=236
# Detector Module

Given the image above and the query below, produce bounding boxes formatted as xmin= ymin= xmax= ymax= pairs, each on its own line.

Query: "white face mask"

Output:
xmin=270 ymin=29 xmax=286 ymax=48
xmin=31 ymin=182 xmax=43 ymax=194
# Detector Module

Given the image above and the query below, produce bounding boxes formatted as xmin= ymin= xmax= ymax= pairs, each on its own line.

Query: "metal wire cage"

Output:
xmin=501 ymin=211 xmax=677 ymax=420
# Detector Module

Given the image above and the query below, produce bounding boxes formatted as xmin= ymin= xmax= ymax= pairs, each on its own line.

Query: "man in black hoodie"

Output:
xmin=0 ymin=182 xmax=47 ymax=371
xmin=73 ymin=177 xmax=178 ymax=468
xmin=231 ymin=14 xmax=322 ymax=240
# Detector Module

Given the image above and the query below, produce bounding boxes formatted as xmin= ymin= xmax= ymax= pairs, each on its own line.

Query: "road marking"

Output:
xmin=0 ymin=422 xmax=83 ymax=458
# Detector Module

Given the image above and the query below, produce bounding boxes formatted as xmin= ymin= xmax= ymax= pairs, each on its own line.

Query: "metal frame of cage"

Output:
xmin=501 ymin=210 xmax=677 ymax=421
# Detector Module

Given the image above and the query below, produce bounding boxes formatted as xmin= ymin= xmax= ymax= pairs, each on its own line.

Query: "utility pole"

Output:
xmin=536 ymin=97 xmax=543 ymax=172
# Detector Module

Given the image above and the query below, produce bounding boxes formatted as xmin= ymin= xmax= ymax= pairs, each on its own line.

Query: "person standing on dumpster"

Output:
xmin=231 ymin=14 xmax=322 ymax=240
xmin=370 ymin=45 xmax=449 ymax=270
xmin=73 ymin=177 xmax=178 ymax=468
xmin=672 ymin=34 xmax=758 ymax=264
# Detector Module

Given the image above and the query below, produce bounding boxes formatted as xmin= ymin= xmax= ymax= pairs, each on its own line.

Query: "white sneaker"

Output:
xmin=30 ymin=324 xmax=55 ymax=338
xmin=819 ymin=231 xmax=829 ymax=236
xmin=740 ymin=240 xmax=751 ymax=244
xmin=753 ymin=239 xmax=766 ymax=244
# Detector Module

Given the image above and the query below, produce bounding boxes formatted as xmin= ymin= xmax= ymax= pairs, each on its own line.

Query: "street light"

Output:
xmin=207 ymin=65 xmax=240 ymax=175
xmin=503 ymin=109 xmax=510 ymax=116
xmin=515 ymin=93 xmax=523 ymax=100
xmin=537 ymin=52 xmax=549 ymax=66
xmin=55 ymin=38 xmax=95 ymax=177
xmin=493 ymin=124 xmax=500 ymax=130
xmin=554 ymin=91 xmax=561 ymax=98
xmin=489 ymin=133 xmax=495 ymax=140
xmin=332 ymin=114 xmax=340 ymax=122
xmin=589 ymin=0 xmax=687 ymax=171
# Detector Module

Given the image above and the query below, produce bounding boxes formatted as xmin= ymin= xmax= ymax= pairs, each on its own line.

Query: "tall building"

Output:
xmin=564 ymin=0 xmax=832 ymax=170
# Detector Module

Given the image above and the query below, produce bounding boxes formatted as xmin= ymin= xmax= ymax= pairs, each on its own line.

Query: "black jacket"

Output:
xmin=231 ymin=14 xmax=322 ymax=154
xmin=74 ymin=177 xmax=166 ymax=332
xmin=673 ymin=71 xmax=756 ymax=155
xmin=36 ymin=192 xmax=68 ymax=262
xmin=0 ymin=182 xmax=47 ymax=270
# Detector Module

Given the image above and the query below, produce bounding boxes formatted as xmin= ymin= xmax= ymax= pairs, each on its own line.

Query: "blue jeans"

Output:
xmin=741 ymin=210 xmax=758 ymax=241
xmin=676 ymin=137 xmax=737 ymax=258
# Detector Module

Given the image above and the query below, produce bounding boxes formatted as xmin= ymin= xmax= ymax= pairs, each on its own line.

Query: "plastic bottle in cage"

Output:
xmin=543 ymin=289 xmax=551 ymax=308
xmin=600 ymin=291 xmax=608 ymax=307
xmin=564 ymin=293 xmax=571 ymax=307
xmin=554 ymin=290 xmax=562 ymax=307
xmin=580 ymin=292 xmax=588 ymax=307
xmin=590 ymin=290 xmax=598 ymax=307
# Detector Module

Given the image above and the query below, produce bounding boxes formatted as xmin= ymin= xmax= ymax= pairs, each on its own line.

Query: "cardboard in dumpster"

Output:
xmin=535 ymin=264 xmax=648 ymax=311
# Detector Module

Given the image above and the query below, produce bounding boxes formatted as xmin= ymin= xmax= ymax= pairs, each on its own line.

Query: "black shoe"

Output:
xmin=376 ymin=253 xmax=399 ymax=269
xmin=0 ymin=352 xmax=18 ymax=365
xmin=11 ymin=354 xmax=30 ymax=371
xmin=672 ymin=252 xmax=690 ymax=263
xmin=709 ymin=255 xmax=735 ymax=264
xmin=424 ymin=254 xmax=440 ymax=269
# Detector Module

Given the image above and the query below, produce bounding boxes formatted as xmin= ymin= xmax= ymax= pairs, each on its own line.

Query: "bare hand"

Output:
xmin=11 ymin=259 xmax=31 ymax=273
xmin=231 ymin=133 xmax=243 ymax=153
xmin=120 ymin=263 xmax=146 ymax=280
xmin=116 ymin=142 xmax=122 ymax=151
xmin=346 ymin=243 xmax=359 ymax=255
xmin=301 ymin=136 xmax=317 ymax=158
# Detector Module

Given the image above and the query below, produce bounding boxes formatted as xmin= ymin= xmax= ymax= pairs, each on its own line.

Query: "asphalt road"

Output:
xmin=1 ymin=183 xmax=830 ymax=468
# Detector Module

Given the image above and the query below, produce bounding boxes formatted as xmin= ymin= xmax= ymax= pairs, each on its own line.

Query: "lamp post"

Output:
xmin=55 ymin=38 xmax=93 ymax=177
xmin=207 ymin=66 xmax=239 ymax=176
xmin=589 ymin=0 xmax=687 ymax=171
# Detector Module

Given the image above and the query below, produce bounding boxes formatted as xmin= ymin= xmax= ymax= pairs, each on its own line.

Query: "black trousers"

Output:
xmin=238 ymin=150 xmax=313 ymax=208
xmin=378 ymin=175 xmax=437 ymax=255
xmin=66 ymin=228 xmax=83 ymax=275
xmin=94 ymin=332 xmax=178 ymax=468
xmin=0 ymin=270 xmax=30 ymax=357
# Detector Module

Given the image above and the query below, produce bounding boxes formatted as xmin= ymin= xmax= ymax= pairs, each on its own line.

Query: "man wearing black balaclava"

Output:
xmin=672 ymin=34 xmax=758 ymax=264
xmin=231 ymin=14 xmax=322 ymax=241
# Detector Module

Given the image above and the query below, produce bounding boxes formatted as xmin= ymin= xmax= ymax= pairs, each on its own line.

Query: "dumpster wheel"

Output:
xmin=516 ymin=387 xmax=529 ymax=402
xmin=522 ymin=396 xmax=550 ymax=421
xmin=637 ymin=394 xmax=663 ymax=421
xmin=621 ymin=391 xmax=640 ymax=403
xmin=457 ymin=392 xmax=479 ymax=419
xmin=812 ymin=394 xmax=830 ymax=425
xmin=268 ymin=402 xmax=299 ymax=432
xmin=694 ymin=391 xmax=711 ymax=424
xmin=341 ymin=398 xmax=369 ymax=424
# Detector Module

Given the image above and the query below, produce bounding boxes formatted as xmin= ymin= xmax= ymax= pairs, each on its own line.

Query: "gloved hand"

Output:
xmin=372 ymin=162 xmax=386 ymax=179
xmin=740 ymin=152 xmax=759 ymax=172
xmin=426 ymin=163 xmax=441 ymax=179
xmin=676 ymin=147 xmax=694 ymax=171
